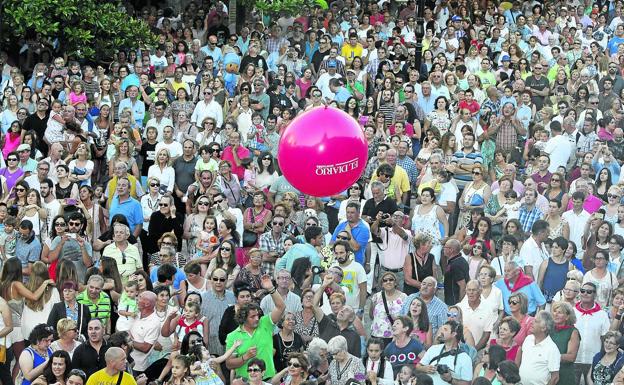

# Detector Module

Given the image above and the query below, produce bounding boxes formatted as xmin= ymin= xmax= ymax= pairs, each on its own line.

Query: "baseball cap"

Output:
xmin=501 ymin=55 xmax=511 ymax=62
xmin=327 ymin=59 xmax=337 ymax=68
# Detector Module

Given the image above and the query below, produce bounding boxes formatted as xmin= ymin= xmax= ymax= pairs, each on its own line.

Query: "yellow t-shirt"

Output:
xmin=86 ymin=369 xmax=137 ymax=385
xmin=341 ymin=43 xmax=363 ymax=63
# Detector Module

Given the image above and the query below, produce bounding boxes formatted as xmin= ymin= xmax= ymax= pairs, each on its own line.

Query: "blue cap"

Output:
xmin=501 ymin=55 xmax=511 ymax=62
xmin=451 ymin=15 xmax=462 ymax=21
xmin=327 ymin=59 xmax=337 ymax=68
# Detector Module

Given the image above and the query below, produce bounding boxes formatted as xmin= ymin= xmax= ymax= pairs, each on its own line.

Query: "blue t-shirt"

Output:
xmin=149 ymin=265 xmax=187 ymax=290
xmin=384 ymin=338 xmax=424 ymax=373
xmin=331 ymin=220 xmax=370 ymax=265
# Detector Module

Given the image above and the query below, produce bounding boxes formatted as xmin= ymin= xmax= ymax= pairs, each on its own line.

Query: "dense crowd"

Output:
xmin=2 ymin=0 xmax=624 ymax=385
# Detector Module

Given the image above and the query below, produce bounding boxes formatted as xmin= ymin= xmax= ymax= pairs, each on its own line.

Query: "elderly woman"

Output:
xmin=19 ymin=324 xmax=54 ymax=385
xmin=552 ymin=278 xmax=582 ymax=307
xmin=31 ymin=350 xmax=71 ymax=385
xmin=102 ymin=222 xmax=142 ymax=283
xmin=50 ymin=318 xmax=81 ymax=358
xmin=47 ymin=281 xmax=91 ymax=340
xmin=551 ymin=301 xmax=580 ymax=385
xmin=588 ymin=331 xmax=624 ymax=385
xmin=183 ymin=194 xmax=212 ymax=258
xmin=370 ymin=272 xmax=407 ymax=344
xmin=273 ymin=312 xmax=305 ymax=372
xmin=327 ymin=336 xmax=366 ymax=385
xmin=271 ymin=352 xmax=309 ymax=385
xmin=293 ymin=288 xmax=319 ymax=344
xmin=488 ymin=317 xmax=521 ymax=361
xmin=307 ymin=338 xmax=329 ymax=384
xmin=140 ymin=176 xmax=162 ymax=264
xmin=294 ymin=196 xmax=329 ymax=234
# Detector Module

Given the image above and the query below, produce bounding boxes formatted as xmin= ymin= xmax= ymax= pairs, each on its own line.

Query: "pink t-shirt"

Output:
xmin=221 ymin=146 xmax=251 ymax=180
xmin=68 ymin=91 xmax=87 ymax=106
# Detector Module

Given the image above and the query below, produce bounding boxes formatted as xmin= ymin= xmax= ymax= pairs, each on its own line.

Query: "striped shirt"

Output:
xmin=77 ymin=291 xmax=112 ymax=325
xmin=451 ymin=150 xmax=483 ymax=189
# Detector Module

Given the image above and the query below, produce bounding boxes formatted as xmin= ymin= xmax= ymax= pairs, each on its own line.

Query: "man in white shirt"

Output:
xmin=145 ymin=101 xmax=173 ymax=141
xmin=544 ymin=122 xmax=573 ymax=172
xmin=519 ymin=220 xmax=550 ymax=281
xmin=24 ymin=160 xmax=50 ymax=192
xmin=561 ymin=191 xmax=591 ymax=257
xmin=457 ymin=280 xmax=496 ymax=351
xmin=154 ymin=126 xmax=183 ymax=159
xmin=191 ymin=87 xmax=223 ymax=128
xmin=518 ymin=311 xmax=560 ymax=385
xmin=41 ymin=179 xmax=61 ymax=234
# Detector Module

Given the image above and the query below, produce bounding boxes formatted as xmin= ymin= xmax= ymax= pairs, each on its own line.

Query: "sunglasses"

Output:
xmin=214 ymin=199 xmax=224 ymax=204
xmin=221 ymin=247 xmax=232 ymax=251
xmin=209 ymin=148 xmax=221 ymax=153
xmin=288 ymin=362 xmax=302 ymax=368
xmin=212 ymin=277 xmax=227 ymax=282
xmin=447 ymin=312 xmax=458 ymax=317
xmin=608 ymin=194 xmax=620 ymax=199
xmin=272 ymin=221 xmax=284 ymax=226
xmin=580 ymin=288 xmax=595 ymax=294
xmin=262 ymin=156 xmax=272 ymax=160
xmin=159 ymin=203 xmax=169 ymax=207
xmin=337 ymin=235 xmax=351 ymax=241
xmin=508 ymin=299 xmax=519 ymax=305
xmin=55 ymin=222 xmax=67 ymax=227
xmin=382 ymin=278 xmax=395 ymax=283
xmin=248 ymin=368 xmax=262 ymax=373
xmin=150 ymin=183 xmax=160 ymax=187
xmin=197 ymin=201 xmax=210 ymax=206
xmin=472 ymin=171 xmax=482 ymax=175
xmin=7 ymin=158 xmax=17 ymax=161
xmin=15 ymin=187 xmax=25 ymax=192
xmin=69 ymin=222 xmax=81 ymax=227
xmin=161 ymin=241 xmax=174 ymax=246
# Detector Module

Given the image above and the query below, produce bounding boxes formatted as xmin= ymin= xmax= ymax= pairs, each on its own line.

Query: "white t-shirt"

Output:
xmin=331 ymin=260 xmax=367 ymax=309
xmin=544 ymin=134 xmax=573 ymax=173
xmin=574 ymin=306 xmax=610 ymax=364
xmin=420 ymin=344 xmax=473 ymax=385
xmin=519 ymin=236 xmax=550 ymax=281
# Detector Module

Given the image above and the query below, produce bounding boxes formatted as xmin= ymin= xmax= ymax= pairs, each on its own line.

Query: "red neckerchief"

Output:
xmin=555 ymin=325 xmax=573 ymax=331
xmin=504 ymin=270 xmax=533 ymax=292
xmin=575 ymin=302 xmax=602 ymax=316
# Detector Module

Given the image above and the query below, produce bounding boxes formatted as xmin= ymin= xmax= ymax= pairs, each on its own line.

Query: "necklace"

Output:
xmin=335 ymin=358 xmax=352 ymax=381
xmin=281 ymin=332 xmax=294 ymax=348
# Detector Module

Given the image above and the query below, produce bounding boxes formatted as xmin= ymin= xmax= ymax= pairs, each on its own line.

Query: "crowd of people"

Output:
xmin=2 ymin=0 xmax=624 ymax=385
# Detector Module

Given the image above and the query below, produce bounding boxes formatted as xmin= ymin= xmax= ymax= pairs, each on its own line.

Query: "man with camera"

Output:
xmin=371 ymin=210 xmax=411 ymax=292
xmin=416 ymin=320 xmax=473 ymax=385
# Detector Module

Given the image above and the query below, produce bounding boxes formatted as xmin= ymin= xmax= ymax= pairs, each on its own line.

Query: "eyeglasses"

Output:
xmin=150 ymin=183 xmax=160 ymax=187
xmin=248 ymin=368 xmax=262 ymax=373
xmin=608 ymin=194 xmax=620 ymax=199
xmin=212 ymin=277 xmax=227 ymax=282
xmin=161 ymin=241 xmax=174 ymax=246
xmin=580 ymin=288 xmax=595 ymax=294
xmin=272 ymin=221 xmax=284 ymax=226
xmin=159 ymin=203 xmax=169 ymax=207
xmin=197 ymin=201 xmax=210 ymax=206
xmin=288 ymin=362 xmax=302 ymax=368
xmin=337 ymin=235 xmax=351 ymax=241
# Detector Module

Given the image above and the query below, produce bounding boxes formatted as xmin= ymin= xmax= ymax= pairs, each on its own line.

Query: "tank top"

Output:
xmin=542 ymin=258 xmax=569 ymax=302
xmin=411 ymin=204 xmax=442 ymax=243
xmin=55 ymin=181 xmax=77 ymax=199
xmin=22 ymin=346 xmax=53 ymax=385
xmin=21 ymin=211 xmax=43 ymax=237
xmin=405 ymin=252 xmax=434 ymax=295
xmin=185 ymin=278 xmax=209 ymax=295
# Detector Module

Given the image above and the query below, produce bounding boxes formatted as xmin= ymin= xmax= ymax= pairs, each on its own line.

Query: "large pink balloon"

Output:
xmin=278 ymin=106 xmax=368 ymax=197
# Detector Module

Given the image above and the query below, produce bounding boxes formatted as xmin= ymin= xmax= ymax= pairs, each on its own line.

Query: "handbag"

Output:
xmin=242 ymin=209 xmax=258 ymax=247
xmin=0 ymin=337 xmax=6 ymax=364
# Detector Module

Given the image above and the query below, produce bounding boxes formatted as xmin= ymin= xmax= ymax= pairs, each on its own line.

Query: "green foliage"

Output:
xmin=1 ymin=0 xmax=158 ymax=61
xmin=240 ymin=0 xmax=320 ymax=16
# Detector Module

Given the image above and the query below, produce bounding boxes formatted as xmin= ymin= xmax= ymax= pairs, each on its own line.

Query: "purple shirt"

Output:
xmin=531 ymin=171 xmax=552 ymax=194
xmin=0 ymin=167 xmax=25 ymax=191
xmin=566 ymin=194 xmax=603 ymax=214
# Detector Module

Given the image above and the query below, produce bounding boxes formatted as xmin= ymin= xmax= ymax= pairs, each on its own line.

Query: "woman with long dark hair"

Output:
xmin=206 ymin=240 xmax=240 ymax=289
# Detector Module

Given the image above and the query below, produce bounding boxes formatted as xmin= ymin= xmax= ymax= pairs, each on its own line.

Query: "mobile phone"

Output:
xmin=67 ymin=233 xmax=77 ymax=239
xmin=66 ymin=199 xmax=77 ymax=205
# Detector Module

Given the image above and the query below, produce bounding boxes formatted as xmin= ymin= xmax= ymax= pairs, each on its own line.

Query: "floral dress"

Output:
xmin=426 ymin=110 xmax=454 ymax=136
xmin=370 ymin=292 xmax=406 ymax=338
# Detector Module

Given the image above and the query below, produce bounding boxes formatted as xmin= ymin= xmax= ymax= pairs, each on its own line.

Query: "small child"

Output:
xmin=490 ymin=191 xmax=521 ymax=223
xmin=395 ymin=365 xmax=416 ymax=385
xmin=165 ymin=354 xmax=196 ymax=385
xmin=188 ymin=340 xmax=242 ymax=385
xmin=499 ymin=85 xmax=517 ymax=108
xmin=194 ymin=145 xmax=219 ymax=181
xmin=116 ymin=280 xmax=139 ymax=331
xmin=174 ymin=302 xmax=205 ymax=347
xmin=247 ymin=113 xmax=268 ymax=156
xmin=106 ymin=123 xmax=123 ymax=161
xmin=0 ymin=216 xmax=18 ymax=263
xmin=195 ymin=216 xmax=218 ymax=260
xmin=44 ymin=100 xmax=66 ymax=145
xmin=68 ymin=81 xmax=87 ymax=106
xmin=418 ymin=170 xmax=445 ymax=196
xmin=49 ymin=57 xmax=68 ymax=80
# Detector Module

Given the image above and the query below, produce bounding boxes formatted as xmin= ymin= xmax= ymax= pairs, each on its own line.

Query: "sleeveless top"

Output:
xmin=186 ymin=278 xmax=209 ymax=295
xmin=55 ymin=181 xmax=77 ymax=199
xmin=542 ymin=258 xmax=569 ymax=302
xmin=8 ymin=284 xmax=23 ymax=328
xmin=22 ymin=211 xmax=43 ymax=237
xmin=405 ymin=252 xmax=435 ymax=295
xmin=22 ymin=346 xmax=53 ymax=385
xmin=551 ymin=327 xmax=577 ymax=385
xmin=411 ymin=204 xmax=442 ymax=244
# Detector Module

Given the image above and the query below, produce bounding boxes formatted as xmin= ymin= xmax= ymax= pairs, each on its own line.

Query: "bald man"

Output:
xmin=130 ymin=291 xmax=160 ymax=375
xmin=86 ymin=347 xmax=138 ymax=385
xmin=442 ymin=239 xmax=469 ymax=306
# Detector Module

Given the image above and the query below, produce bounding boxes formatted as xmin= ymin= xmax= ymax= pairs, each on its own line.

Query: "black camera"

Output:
xmin=382 ymin=213 xmax=391 ymax=220
xmin=312 ymin=266 xmax=325 ymax=275
xmin=436 ymin=365 xmax=450 ymax=375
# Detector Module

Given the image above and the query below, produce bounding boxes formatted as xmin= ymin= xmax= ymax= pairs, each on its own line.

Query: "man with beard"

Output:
xmin=608 ymin=127 xmax=624 ymax=166
xmin=417 ymin=320 xmax=473 ymax=385
xmin=41 ymin=178 xmax=61 ymax=233
xmin=330 ymin=239 xmax=367 ymax=317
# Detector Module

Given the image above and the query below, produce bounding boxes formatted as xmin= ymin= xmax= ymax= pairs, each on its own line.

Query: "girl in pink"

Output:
xmin=68 ymin=81 xmax=87 ymax=106
xmin=2 ymin=121 xmax=22 ymax=159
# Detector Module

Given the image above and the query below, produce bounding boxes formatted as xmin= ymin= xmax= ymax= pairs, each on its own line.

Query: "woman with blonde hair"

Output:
xmin=550 ymin=301 xmax=580 ymax=385
xmin=403 ymin=233 xmax=437 ymax=295
xmin=67 ymin=142 xmax=94 ymax=187
xmin=108 ymin=139 xmax=139 ymax=179
xmin=148 ymin=148 xmax=175 ymax=194
xmin=22 ymin=261 xmax=60 ymax=342
xmin=50 ymin=318 xmax=81 ymax=358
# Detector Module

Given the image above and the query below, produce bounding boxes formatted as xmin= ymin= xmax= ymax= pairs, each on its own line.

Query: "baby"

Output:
xmin=490 ymin=191 xmax=521 ymax=223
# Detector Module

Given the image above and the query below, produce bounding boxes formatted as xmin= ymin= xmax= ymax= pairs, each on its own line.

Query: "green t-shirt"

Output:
xmin=225 ymin=314 xmax=275 ymax=379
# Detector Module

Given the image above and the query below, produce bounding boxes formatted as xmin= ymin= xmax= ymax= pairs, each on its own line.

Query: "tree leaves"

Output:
xmin=1 ymin=0 xmax=158 ymax=61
